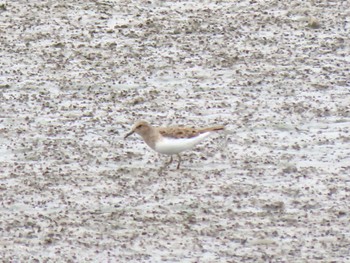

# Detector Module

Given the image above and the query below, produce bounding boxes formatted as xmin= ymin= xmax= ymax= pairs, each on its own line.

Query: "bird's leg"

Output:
xmin=165 ymin=155 xmax=173 ymax=166
xmin=158 ymin=155 xmax=173 ymax=175
xmin=162 ymin=155 xmax=173 ymax=169
xmin=176 ymin=154 xmax=181 ymax=169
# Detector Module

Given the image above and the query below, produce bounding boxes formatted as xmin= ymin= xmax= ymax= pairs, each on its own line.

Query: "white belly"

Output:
xmin=154 ymin=132 xmax=211 ymax=155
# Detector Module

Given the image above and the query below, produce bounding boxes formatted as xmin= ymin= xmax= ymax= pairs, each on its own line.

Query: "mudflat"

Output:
xmin=1 ymin=1 xmax=349 ymax=262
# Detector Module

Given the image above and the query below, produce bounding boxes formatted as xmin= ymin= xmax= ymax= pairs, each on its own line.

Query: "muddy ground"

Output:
xmin=1 ymin=0 xmax=350 ymax=262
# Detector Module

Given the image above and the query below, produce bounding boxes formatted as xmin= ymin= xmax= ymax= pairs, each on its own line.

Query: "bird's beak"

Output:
xmin=124 ymin=130 xmax=134 ymax=139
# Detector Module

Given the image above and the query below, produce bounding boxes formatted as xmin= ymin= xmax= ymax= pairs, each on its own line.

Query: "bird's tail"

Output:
xmin=200 ymin=125 xmax=225 ymax=133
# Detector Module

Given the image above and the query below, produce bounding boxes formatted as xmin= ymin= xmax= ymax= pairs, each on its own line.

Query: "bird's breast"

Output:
xmin=154 ymin=132 xmax=211 ymax=154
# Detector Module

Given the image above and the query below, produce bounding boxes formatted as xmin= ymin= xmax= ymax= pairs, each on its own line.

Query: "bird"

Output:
xmin=124 ymin=120 xmax=225 ymax=169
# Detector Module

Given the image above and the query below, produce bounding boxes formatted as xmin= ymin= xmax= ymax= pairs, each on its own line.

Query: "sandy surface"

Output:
xmin=1 ymin=0 xmax=350 ymax=262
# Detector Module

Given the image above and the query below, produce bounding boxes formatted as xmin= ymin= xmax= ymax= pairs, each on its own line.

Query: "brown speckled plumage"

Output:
xmin=124 ymin=120 xmax=225 ymax=169
xmin=158 ymin=125 xmax=224 ymax=139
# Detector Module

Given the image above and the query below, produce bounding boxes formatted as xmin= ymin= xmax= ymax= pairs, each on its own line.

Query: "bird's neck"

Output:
xmin=141 ymin=128 xmax=159 ymax=150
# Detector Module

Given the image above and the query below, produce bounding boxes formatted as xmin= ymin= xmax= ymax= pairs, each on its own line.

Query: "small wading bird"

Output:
xmin=124 ymin=120 xmax=225 ymax=170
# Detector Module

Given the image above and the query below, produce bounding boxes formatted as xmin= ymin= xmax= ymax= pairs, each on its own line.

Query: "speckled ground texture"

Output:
xmin=1 ymin=0 xmax=350 ymax=262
